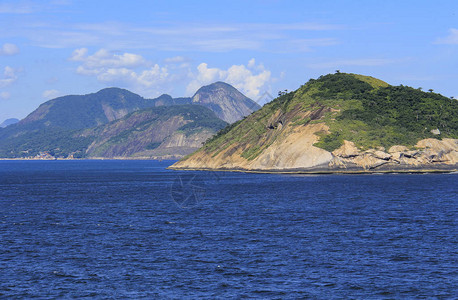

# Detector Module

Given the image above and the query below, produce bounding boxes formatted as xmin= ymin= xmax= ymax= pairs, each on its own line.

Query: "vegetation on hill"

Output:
xmin=309 ymin=73 xmax=458 ymax=151
xmin=0 ymin=128 xmax=92 ymax=158
xmin=201 ymin=73 xmax=458 ymax=159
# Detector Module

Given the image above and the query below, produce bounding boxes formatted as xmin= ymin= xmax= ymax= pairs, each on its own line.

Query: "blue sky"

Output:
xmin=0 ymin=0 xmax=457 ymax=121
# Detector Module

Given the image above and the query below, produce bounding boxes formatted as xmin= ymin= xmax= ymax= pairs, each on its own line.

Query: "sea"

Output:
xmin=0 ymin=160 xmax=456 ymax=299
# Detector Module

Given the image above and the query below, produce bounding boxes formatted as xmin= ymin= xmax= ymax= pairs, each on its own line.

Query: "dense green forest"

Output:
xmin=309 ymin=73 xmax=458 ymax=150
xmin=0 ymin=128 xmax=91 ymax=158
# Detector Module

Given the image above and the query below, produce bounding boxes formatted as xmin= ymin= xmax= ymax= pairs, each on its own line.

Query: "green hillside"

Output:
xmin=203 ymin=73 xmax=458 ymax=159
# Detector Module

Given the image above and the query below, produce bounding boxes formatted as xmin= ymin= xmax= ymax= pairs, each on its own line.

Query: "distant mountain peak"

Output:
xmin=0 ymin=118 xmax=19 ymax=128
xmin=192 ymin=81 xmax=261 ymax=123
xmin=156 ymin=94 xmax=173 ymax=100
xmin=94 ymin=87 xmax=143 ymax=98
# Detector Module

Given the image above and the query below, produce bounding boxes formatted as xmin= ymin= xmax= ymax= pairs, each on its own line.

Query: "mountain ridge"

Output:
xmin=0 ymin=83 xmax=253 ymax=159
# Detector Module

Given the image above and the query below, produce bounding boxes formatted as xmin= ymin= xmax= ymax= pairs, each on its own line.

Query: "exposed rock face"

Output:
xmin=192 ymin=82 xmax=261 ymax=123
xmin=171 ymin=119 xmax=458 ymax=172
xmin=329 ymin=139 xmax=458 ymax=171
xmin=332 ymin=140 xmax=360 ymax=158
xmin=174 ymin=123 xmax=333 ymax=171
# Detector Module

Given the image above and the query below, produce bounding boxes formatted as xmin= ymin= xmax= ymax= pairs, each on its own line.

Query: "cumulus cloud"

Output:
xmin=70 ymin=49 xmax=273 ymax=99
xmin=96 ymin=65 xmax=169 ymax=87
xmin=42 ymin=89 xmax=60 ymax=99
xmin=70 ymin=48 xmax=172 ymax=96
xmin=0 ymin=91 xmax=11 ymax=100
xmin=70 ymin=48 xmax=149 ymax=71
xmin=187 ymin=59 xmax=271 ymax=99
xmin=0 ymin=43 xmax=20 ymax=55
xmin=0 ymin=66 xmax=19 ymax=88
xmin=435 ymin=28 xmax=458 ymax=44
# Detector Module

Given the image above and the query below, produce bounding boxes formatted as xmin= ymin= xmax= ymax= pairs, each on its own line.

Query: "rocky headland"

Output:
xmin=171 ymin=73 xmax=458 ymax=173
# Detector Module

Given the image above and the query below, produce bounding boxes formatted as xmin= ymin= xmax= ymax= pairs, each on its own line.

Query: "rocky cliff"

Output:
xmin=171 ymin=73 xmax=458 ymax=173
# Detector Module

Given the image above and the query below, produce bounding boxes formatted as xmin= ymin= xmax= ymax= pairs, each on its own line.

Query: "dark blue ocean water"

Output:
xmin=0 ymin=160 xmax=456 ymax=299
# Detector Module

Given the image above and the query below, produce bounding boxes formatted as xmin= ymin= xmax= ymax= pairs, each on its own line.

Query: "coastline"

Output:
xmin=2 ymin=157 xmax=456 ymax=174
xmin=167 ymin=164 xmax=458 ymax=174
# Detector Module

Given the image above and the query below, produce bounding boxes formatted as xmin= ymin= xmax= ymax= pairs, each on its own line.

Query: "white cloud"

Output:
xmin=0 ymin=91 xmax=10 ymax=100
xmin=69 ymin=47 xmax=87 ymax=61
xmin=42 ymin=89 xmax=60 ymax=99
xmin=435 ymin=28 xmax=458 ymax=44
xmin=187 ymin=59 xmax=272 ymax=99
xmin=70 ymin=49 xmax=274 ymax=99
xmin=0 ymin=66 xmax=18 ymax=88
xmin=0 ymin=43 xmax=20 ymax=55
xmin=96 ymin=65 xmax=169 ymax=88
xmin=70 ymin=48 xmax=162 ymax=84
xmin=70 ymin=48 xmax=172 ymax=96
xmin=247 ymin=58 xmax=256 ymax=68
xmin=70 ymin=48 xmax=148 ymax=70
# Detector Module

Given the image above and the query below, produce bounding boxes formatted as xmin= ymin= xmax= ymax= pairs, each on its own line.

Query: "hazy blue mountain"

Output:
xmin=17 ymin=88 xmax=153 ymax=130
xmin=0 ymin=118 xmax=19 ymax=128
xmin=0 ymin=83 xmax=256 ymax=158
xmin=150 ymin=94 xmax=192 ymax=107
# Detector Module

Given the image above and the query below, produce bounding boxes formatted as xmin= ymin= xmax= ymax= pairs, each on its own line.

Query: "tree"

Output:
xmin=428 ymin=89 xmax=434 ymax=93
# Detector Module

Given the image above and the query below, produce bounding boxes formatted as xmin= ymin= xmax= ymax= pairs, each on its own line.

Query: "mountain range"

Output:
xmin=0 ymin=82 xmax=256 ymax=159
xmin=171 ymin=73 xmax=458 ymax=173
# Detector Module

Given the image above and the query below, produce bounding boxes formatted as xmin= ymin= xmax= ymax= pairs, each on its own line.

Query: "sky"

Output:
xmin=0 ymin=0 xmax=457 ymax=122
